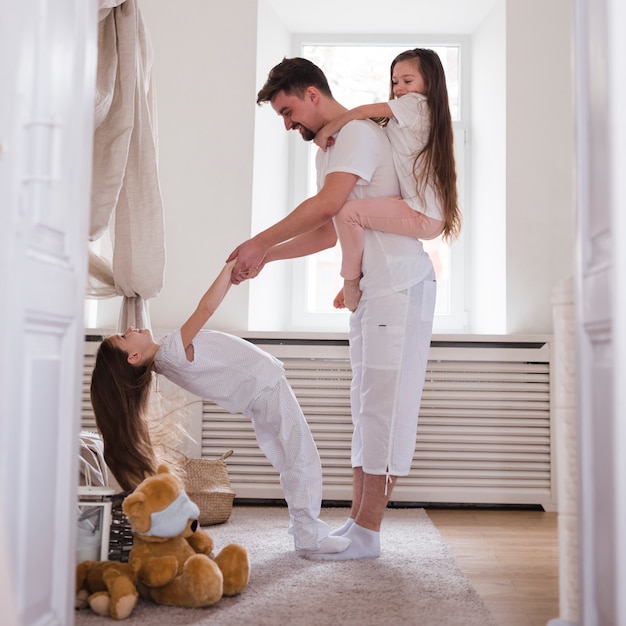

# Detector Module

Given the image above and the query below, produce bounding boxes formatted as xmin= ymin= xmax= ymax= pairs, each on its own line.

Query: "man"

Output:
xmin=228 ymin=57 xmax=436 ymax=560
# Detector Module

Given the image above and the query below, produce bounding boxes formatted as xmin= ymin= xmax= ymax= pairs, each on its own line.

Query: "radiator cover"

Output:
xmin=82 ymin=333 xmax=555 ymax=508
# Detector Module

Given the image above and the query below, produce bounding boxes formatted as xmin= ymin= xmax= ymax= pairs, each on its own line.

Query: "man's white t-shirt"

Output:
xmin=316 ymin=119 xmax=433 ymax=299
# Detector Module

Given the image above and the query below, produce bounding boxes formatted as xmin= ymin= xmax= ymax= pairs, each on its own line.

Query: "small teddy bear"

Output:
xmin=75 ymin=560 xmax=138 ymax=620
xmin=122 ymin=464 xmax=250 ymax=608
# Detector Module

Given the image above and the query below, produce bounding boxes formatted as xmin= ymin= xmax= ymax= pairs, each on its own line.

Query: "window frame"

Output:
xmin=288 ymin=34 xmax=470 ymax=332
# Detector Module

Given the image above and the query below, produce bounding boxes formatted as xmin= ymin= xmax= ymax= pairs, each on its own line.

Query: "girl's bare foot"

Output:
xmin=333 ymin=288 xmax=346 ymax=309
xmin=343 ymin=277 xmax=362 ymax=312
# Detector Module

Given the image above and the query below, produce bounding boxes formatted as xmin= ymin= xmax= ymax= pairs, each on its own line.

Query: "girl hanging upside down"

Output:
xmin=90 ymin=260 xmax=350 ymax=557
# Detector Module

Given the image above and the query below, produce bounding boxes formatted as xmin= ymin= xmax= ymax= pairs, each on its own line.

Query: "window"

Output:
xmin=289 ymin=38 xmax=468 ymax=332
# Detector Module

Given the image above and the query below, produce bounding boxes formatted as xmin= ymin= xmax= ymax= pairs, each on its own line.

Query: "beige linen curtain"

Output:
xmin=88 ymin=0 xmax=165 ymax=330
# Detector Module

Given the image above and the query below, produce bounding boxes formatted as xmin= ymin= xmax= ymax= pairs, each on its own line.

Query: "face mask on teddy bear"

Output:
xmin=139 ymin=490 xmax=200 ymax=537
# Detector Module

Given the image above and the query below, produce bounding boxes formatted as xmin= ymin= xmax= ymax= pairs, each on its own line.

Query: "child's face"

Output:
xmin=391 ymin=60 xmax=426 ymax=98
xmin=110 ymin=327 xmax=155 ymax=363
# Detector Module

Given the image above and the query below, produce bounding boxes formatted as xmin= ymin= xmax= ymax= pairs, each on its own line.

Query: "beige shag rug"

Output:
xmin=75 ymin=505 xmax=496 ymax=626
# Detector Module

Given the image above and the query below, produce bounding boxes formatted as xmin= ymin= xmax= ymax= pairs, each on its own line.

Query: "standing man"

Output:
xmin=228 ymin=57 xmax=436 ymax=560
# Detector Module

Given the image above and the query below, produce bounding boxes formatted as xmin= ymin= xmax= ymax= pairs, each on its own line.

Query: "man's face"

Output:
xmin=271 ymin=89 xmax=318 ymax=142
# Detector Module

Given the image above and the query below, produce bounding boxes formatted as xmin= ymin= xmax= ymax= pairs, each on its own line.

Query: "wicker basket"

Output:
xmin=183 ymin=451 xmax=236 ymax=526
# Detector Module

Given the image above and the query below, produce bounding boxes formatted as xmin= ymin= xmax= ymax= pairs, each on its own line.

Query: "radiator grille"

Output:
xmin=82 ymin=335 xmax=554 ymax=507
xmin=200 ymin=339 xmax=554 ymax=507
xmin=81 ymin=342 xmax=98 ymax=432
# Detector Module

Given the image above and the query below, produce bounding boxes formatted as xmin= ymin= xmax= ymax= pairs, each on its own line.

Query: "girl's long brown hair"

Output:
xmin=389 ymin=48 xmax=461 ymax=242
xmin=90 ymin=338 xmax=157 ymax=491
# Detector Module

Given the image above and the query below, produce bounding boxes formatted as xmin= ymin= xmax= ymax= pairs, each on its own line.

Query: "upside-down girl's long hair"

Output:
xmin=389 ymin=48 xmax=462 ymax=242
xmin=90 ymin=338 xmax=157 ymax=491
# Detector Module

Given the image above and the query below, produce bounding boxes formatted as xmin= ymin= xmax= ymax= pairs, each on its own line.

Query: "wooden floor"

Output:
xmin=426 ymin=508 xmax=559 ymax=626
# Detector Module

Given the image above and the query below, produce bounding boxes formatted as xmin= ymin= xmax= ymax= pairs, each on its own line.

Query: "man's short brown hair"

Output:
xmin=257 ymin=57 xmax=333 ymax=105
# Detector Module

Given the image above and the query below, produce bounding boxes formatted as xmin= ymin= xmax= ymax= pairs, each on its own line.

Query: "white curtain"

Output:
xmin=88 ymin=0 xmax=165 ymax=330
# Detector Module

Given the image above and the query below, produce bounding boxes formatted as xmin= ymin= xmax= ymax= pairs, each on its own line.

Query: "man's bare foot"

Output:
xmin=343 ymin=277 xmax=362 ymax=312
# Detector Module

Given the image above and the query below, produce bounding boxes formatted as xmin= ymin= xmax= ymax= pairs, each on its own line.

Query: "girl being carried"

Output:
xmin=314 ymin=48 xmax=462 ymax=311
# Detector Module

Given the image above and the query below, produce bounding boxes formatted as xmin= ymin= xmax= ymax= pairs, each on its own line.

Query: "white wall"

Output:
xmin=470 ymin=0 xmax=575 ymax=334
xmin=505 ymin=0 xmax=575 ymax=333
xmin=470 ymin=0 xmax=507 ymax=333
xmin=91 ymin=0 xmax=575 ymax=336
xmin=247 ymin=0 xmax=292 ymax=330
xmin=131 ymin=0 xmax=258 ymax=334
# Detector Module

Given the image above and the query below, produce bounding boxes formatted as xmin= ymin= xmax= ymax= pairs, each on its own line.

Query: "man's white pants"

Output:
xmin=349 ymin=273 xmax=437 ymax=477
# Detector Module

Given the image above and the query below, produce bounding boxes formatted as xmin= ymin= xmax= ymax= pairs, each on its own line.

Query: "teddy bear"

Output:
xmin=121 ymin=464 xmax=250 ymax=608
xmin=75 ymin=560 xmax=139 ymax=620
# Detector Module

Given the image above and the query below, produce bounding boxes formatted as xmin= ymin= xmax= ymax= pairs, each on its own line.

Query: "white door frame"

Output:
xmin=574 ymin=0 xmax=626 ymax=624
xmin=0 ymin=1 xmax=97 ymax=624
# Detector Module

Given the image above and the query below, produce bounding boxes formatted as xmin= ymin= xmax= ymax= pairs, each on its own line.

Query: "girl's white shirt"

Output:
xmin=317 ymin=118 xmax=433 ymax=299
xmin=386 ymin=92 xmax=444 ymax=221
xmin=154 ymin=329 xmax=285 ymax=415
